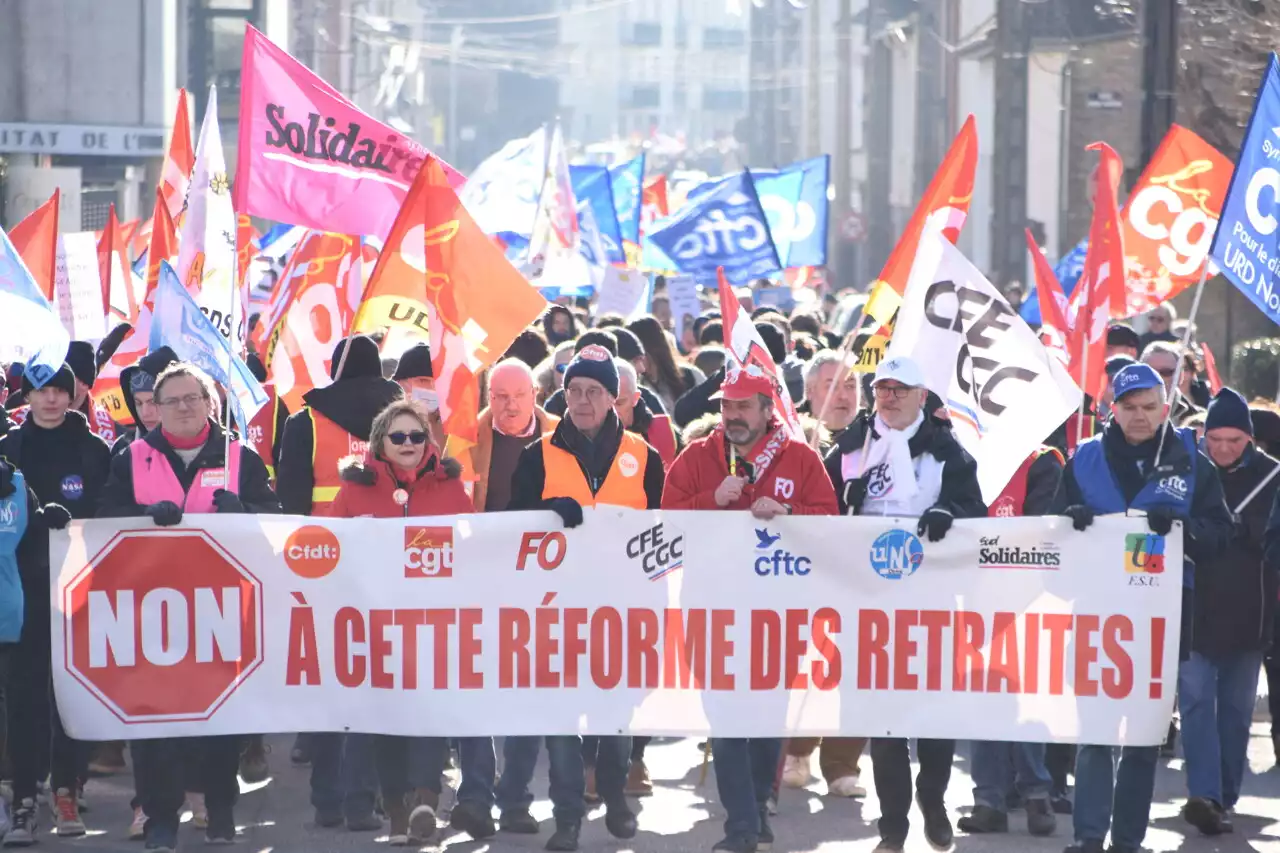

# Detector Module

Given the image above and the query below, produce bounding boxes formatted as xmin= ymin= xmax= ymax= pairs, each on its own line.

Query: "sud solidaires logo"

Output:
xmin=1124 ymin=533 xmax=1166 ymax=586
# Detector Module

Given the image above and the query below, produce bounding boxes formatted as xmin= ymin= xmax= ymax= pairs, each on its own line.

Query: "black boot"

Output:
xmin=957 ymin=804 xmax=1008 ymax=833
xmin=545 ymin=821 xmax=581 ymax=852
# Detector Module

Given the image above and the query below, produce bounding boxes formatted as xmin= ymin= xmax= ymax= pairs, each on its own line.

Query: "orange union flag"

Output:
xmin=353 ymin=156 xmax=547 ymax=444
xmin=1120 ymin=124 xmax=1232 ymax=315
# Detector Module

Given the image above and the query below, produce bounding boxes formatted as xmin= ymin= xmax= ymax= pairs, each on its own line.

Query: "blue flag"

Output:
xmin=570 ymin=165 xmax=625 ymax=264
xmin=609 ymin=155 xmax=645 ymax=244
xmin=1020 ymin=238 xmax=1088 ymax=324
xmin=0 ymin=226 xmax=69 ymax=388
xmin=646 ymin=171 xmax=781 ymax=285
xmin=1210 ymin=53 xmax=1280 ymax=325
xmin=150 ymin=261 xmax=269 ymax=435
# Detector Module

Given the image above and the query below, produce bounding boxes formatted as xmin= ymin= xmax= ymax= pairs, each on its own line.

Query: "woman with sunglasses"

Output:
xmin=328 ymin=398 xmax=483 ymax=846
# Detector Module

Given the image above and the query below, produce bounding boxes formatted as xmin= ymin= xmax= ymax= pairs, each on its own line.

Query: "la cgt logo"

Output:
xmin=63 ymin=530 xmax=263 ymax=724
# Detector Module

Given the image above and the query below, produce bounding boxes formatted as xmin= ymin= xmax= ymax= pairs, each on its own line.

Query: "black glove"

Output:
xmin=1147 ymin=508 xmax=1175 ymax=536
xmin=212 ymin=489 xmax=247 ymax=514
xmin=0 ymin=463 xmax=14 ymax=500
xmin=546 ymin=497 xmax=583 ymax=529
xmin=145 ymin=500 xmax=183 ymax=527
xmin=1063 ymin=504 xmax=1096 ymax=532
xmin=842 ymin=478 xmax=868 ymax=515
xmin=917 ymin=506 xmax=954 ymax=542
xmin=36 ymin=503 xmax=71 ymax=530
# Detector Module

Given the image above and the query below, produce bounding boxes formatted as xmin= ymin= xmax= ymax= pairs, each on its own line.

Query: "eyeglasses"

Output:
xmin=388 ymin=431 xmax=428 ymax=446
xmin=1153 ymin=367 xmax=1176 ymax=378
xmin=873 ymin=384 xmax=914 ymax=400
xmin=157 ymin=393 xmax=205 ymax=409
xmin=566 ymin=385 xmax=608 ymax=402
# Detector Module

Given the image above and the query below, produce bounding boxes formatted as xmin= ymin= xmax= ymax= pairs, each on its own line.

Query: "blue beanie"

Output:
xmin=562 ymin=344 xmax=619 ymax=397
xmin=1205 ymin=387 xmax=1253 ymax=436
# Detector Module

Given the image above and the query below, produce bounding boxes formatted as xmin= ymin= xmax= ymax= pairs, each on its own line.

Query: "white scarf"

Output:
xmin=858 ymin=411 xmax=924 ymax=504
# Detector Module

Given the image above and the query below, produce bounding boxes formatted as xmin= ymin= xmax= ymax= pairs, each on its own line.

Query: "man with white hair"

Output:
xmin=615 ymin=360 xmax=677 ymax=468
xmin=461 ymin=359 xmax=559 ymax=512
xmin=801 ymin=350 xmax=861 ymax=442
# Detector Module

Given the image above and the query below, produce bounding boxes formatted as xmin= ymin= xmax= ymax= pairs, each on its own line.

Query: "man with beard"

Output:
xmin=663 ymin=363 xmax=837 ymax=852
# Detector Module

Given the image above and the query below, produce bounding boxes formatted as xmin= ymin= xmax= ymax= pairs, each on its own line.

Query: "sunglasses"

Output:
xmin=388 ymin=431 xmax=428 ymax=446
xmin=556 ymin=363 xmax=569 ymax=374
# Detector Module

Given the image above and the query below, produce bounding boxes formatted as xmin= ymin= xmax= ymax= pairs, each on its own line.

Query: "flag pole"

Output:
xmin=1153 ymin=262 xmax=1211 ymax=468
xmin=809 ymin=308 xmax=876 ymax=450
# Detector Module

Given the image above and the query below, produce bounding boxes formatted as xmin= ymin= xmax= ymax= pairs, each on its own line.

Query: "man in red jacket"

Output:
xmin=662 ymin=362 xmax=837 ymax=853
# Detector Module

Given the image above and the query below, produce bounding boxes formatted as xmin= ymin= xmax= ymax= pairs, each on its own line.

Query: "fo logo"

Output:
xmin=64 ymin=530 xmax=263 ymax=723
xmin=404 ymin=526 xmax=454 ymax=578
xmin=1125 ymin=533 xmax=1165 ymax=586
xmin=870 ymin=529 xmax=924 ymax=579
xmin=517 ymin=532 xmax=567 ymax=571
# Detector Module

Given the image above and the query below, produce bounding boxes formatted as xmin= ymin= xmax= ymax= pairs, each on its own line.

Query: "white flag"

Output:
xmin=459 ymin=126 xmax=547 ymax=237
xmin=885 ymin=227 xmax=1083 ymax=503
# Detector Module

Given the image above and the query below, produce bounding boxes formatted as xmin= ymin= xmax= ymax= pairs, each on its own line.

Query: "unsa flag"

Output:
xmin=886 ymin=226 xmax=1083 ymax=503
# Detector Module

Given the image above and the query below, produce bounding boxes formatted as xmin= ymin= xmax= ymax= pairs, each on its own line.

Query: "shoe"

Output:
xmin=499 ymin=808 xmax=540 ymax=834
xmin=625 ymin=758 xmax=654 ymax=796
xmin=239 ymin=737 xmax=270 ymax=783
xmin=449 ymin=800 xmax=496 ymax=840
xmin=1026 ymin=798 xmax=1057 ymax=836
xmin=957 ymin=804 xmax=1008 ymax=833
xmin=872 ymin=842 xmax=905 ymax=853
xmin=1183 ymin=796 xmax=1233 ymax=835
xmin=584 ymin=765 xmax=601 ymax=804
xmin=917 ymin=796 xmax=953 ymax=850
xmin=1107 ymin=847 xmax=1142 ymax=853
xmin=345 ymin=811 xmax=382 ymax=831
xmin=386 ymin=795 xmax=410 ymax=845
xmin=290 ymin=734 xmax=311 ymax=765
xmin=88 ymin=742 xmax=128 ymax=776
xmin=3 ymin=800 xmax=34 ymax=847
xmin=130 ymin=806 xmax=147 ymax=840
xmin=1051 ymin=792 xmax=1074 ymax=815
xmin=781 ymin=753 xmax=813 ymax=789
xmin=758 ymin=807 xmax=774 ymax=852
xmin=144 ymin=822 xmax=179 ymax=853
xmin=604 ymin=800 xmax=637 ymax=839
xmin=827 ymin=774 xmax=866 ymax=798
xmin=77 ymin=784 xmax=89 ymax=813
xmin=545 ymin=821 xmax=580 ymax=851
xmin=205 ymin=807 xmax=236 ymax=844
xmin=54 ymin=787 xmax=86 ymax=837
xmin=407 ymin=791 xmax=437 ymax=844
xmin=713 ymin=834 xmax=758 ymax=853
xmin=1063 ymin=842 xmax=1106 ymax=853
xmin=765 ymin=795 xmax=777 ymax=815
xmin=314 ymin=807 xmax=343 ymax=828
xmin=187 ymin=791 xmax=208 ymax=829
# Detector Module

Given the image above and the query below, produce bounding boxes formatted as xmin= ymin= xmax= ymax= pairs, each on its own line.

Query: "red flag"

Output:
xmin=353 ymin=156 xmax=547 ymax=445
xmin=9 ymin=189 xmax=60 ymax=303
xmin=162 ymin=90 xmax=195 ymax=222
xmin=145 ymin=187 xmax=179 ymax=304
xmin=1067 ymin=142 xmax=1127 ymax=401
xmin=716 ymin=266 xmax=804 ymax=441
xmin=97 ymin=205 xmax=117 ymax=316
xmin=1200 ymin=343 xmax=1223 ymax=395
xmin=640 ymin=175 xmax=669 ymax=236
xmin=1025 ymin=229 xmax=1070 ymax=371
xmin=865 ymin=116 xmax=978 ymax=326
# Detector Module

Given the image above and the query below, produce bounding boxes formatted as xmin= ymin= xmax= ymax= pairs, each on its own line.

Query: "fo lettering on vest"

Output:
xmin=541 ymin=432 xmax=648 ymax=509
xmin=130 ymin=439 xmax=242 ymax=513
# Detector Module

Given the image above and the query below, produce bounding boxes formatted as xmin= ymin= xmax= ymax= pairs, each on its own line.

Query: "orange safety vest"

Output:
xmin=310 ymin=408 xmax=369 ymax=511
xmin=246 ymin=383 xmax=278 ymax=480
xmin=541 ymin=430 xmax=648 ymax=509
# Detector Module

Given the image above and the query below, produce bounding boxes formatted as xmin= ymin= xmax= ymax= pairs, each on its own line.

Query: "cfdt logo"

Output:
xmin=625 ymin=522 xmax=684 ymax=581
xmin=1124 ymin=533 xmax=1165 ymax=586
xmin=753 ymin=528 xmax=811 ymax=577
xmin=404 ymin=526 xmax=454 ymax=578
xmin=870 ymin=529 xmax=924 ymax=580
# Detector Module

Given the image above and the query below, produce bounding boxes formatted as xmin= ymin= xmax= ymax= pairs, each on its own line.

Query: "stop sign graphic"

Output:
xmin=63 ymin=529 xmax=263 ymax=723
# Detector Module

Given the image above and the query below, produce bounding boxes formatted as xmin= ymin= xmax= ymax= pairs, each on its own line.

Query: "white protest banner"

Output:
xmin=54 ymin=232 xmax=107 ymax=341
xmin=887 ymin=227 xmax=1083 ymax=503
xmin=667 ymin=274 xmax=701 ymax=347
xmin=53 ymin=511 xmax=1178 ymax=745
xmin=594 ymin=267 xmax=650 ymax=319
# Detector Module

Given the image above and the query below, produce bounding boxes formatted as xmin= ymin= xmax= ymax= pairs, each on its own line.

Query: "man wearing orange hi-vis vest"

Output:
xmin=498 ymin=345 xmax=664 ymax=852
xmin=274 ymin=334 xmax=402 ymax=832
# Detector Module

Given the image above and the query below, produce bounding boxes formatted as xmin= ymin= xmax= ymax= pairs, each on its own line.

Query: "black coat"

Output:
xmin=0 ymin=412 xmax=111 ymax=518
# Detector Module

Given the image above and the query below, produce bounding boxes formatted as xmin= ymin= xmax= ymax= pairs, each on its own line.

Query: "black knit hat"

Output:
xmin=1206 ymin=387 xmax=1253 ymax=436
xmin=575 ymin=330 xmax=618 ymax=357
xmin=563 ymin=344 xmax=619 ymax=397
xmin=65 ymin=341 xmax=97 ymax=387
xmin=330 ymin=335 xmax=383 ymax=380
xmin=612 ymin=328 xmax=645 ymax=362
xmin=22 ymin=362 xmax=76 ymax=397
xmin=393 ymin=343 xmax=433 ymax=380
xmin=754 ymin=322 xmax=787 ymax=365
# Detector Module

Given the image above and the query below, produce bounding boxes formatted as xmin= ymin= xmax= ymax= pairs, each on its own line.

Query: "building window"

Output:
xmin=703 ymin=27 xmax=746 ymax=49
xmin=703 ymin=88 xmax=745 ymax=111
xmin=628 ymin=22 xmax=663 ymax=46
xmin=626 ymin=85 xmax=661 ymax=109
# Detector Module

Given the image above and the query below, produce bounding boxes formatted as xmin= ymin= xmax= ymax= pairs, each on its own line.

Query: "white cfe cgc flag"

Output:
xmin=887 ymin=227 xmax=1083 ymax=503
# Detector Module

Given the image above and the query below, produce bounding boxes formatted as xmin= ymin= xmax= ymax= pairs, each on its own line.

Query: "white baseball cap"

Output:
xmin=872 ymin=355 xmax=926 ymax=388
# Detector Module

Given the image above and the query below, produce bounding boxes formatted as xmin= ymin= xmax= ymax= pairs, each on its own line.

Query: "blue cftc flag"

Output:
xmin=1210 ymin=53 xmax=1280 ymax=325
xmin=646 ymin=171 xmax=781 ymax=285
xmin=570 ymin=165 xmax=625 ymax=264
xmin=609 ymin=155 xmax=645 ymax=244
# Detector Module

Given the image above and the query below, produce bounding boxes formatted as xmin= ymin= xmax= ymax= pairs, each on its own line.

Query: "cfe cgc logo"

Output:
xmin=870 ymin=529 xmax=924 ymax=580
xmin=625 ymin=521 xmax=684 ymax=580
xmin=753 ymin=527 xmax=811 ymax=577
xmin=1124 ymin=533 xmax=1165 ymax=585
xmin=404 ymin=526 xmax=454 ymax=578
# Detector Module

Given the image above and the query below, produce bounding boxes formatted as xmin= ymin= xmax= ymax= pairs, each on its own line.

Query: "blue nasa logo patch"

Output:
xmin=60 ymin=475 xmax=84 ymax=501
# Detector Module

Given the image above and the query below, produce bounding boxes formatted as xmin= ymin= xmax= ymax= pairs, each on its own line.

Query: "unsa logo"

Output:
xmin=870 ymin=529 xmax=924 ymax=579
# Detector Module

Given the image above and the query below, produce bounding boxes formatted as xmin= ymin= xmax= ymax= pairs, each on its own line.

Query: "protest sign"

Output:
xmin=53 ymin=511 xmax=1180 ymax=745
xmin=667 ymin=274 xmax=701 ymax=348
xmin=595 ymin=267 xmax=650 ymax=319
xmin=54 ymin=232 xmax=107 ymax=341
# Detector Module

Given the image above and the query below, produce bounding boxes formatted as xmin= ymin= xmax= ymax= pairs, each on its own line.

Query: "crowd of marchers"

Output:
xmin=0 ymin=291 xmax=1277 ymax=853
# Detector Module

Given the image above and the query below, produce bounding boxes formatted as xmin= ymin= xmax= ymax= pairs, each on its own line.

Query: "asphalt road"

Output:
xmin=25 ymin=726 xmax=1280 ymax=852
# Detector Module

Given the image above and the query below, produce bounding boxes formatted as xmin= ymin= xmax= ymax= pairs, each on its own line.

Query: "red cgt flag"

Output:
xmin=353 ymin=156 xmax=547 ymax=445
xmin=1026 ymin=228 xmax=1071 ymax=372
xmin=865 ymin=115 xmax=978 ymax=327
xmin=162 ymin=90 xmax=195 ymax=223
xmin=9 ymin=189 xmax=60 ymax=303
xmin=96 ymin=204 xmax=138 ymax=322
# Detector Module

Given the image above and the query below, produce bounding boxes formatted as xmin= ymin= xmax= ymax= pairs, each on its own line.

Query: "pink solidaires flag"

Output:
xmin=235 ymin=25 xmax=464 ymax=239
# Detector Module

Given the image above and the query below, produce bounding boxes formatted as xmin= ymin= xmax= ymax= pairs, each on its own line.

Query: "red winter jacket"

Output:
xmin=330 ymin=449 xmax=473 ymax=519
xmin=662 ymin=427 xmax=837 ymax=515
